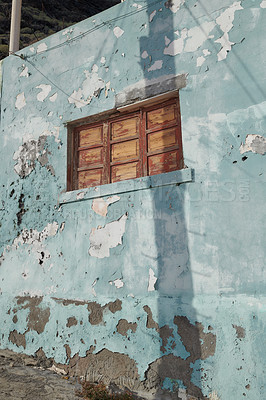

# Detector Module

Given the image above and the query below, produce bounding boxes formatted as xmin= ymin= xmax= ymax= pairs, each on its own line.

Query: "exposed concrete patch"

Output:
xmin=116 ymin=319 xmax=137 ymax=337
xmin=66 ymin=317 xmax=78 ymax=328
xmin=89 ymin=213 xmax=128 ymax=258
xmin=52 ymin=298 xmax=87 ymax=306
xmin=8 ymin=330 xmax=26 ymax=349
xmin=13 ymin=135 xmax=55 ymax=178
xmin=174 ymin=316 xmax=216 ymax=361
xmin=36 ymin=84 xmax=52 ymax=102
xmin=64 ymin=349 xmax=140 ymax=390
xmin=87 ymin=302 xmax=104 ymax=325
xmin=15 ymin=92 xmax=26 ymax=110
xmin=143 ymin=305 xmax=159 ymax=332
xmin=160 ymin=325 xmax=174 ymax=353
xmin=105 ymin=299 xmax=122 ymax=314
xmin=239 ymin=134 xmax=266 ymax=155
xmin=64 ymin=344 xmax=72 ymax=361
xmin=92 ymin=195 xmax=120 ymax=216
xmin=232 ymin=324 xmax=246 ymax=339
xmin=16 ymin=296 xmax=50 ymax=334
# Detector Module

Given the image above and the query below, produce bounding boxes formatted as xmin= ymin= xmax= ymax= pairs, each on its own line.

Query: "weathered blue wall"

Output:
xmin=0 ymin=0 xmax=266 ymax=399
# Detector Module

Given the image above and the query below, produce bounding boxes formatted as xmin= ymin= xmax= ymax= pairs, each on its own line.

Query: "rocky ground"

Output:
xmin=0 ymin=349 xmax=82 ymax=399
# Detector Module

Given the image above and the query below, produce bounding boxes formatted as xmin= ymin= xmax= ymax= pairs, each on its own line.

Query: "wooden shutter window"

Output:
xmin=69 ymin=97 xmax=183 ymax=190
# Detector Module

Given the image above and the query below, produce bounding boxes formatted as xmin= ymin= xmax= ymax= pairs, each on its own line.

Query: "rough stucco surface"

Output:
xmin=0 ymin=1 xmax=266 ymax=399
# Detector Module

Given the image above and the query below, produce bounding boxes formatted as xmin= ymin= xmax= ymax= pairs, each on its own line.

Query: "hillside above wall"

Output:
xmin=0 ymin=0 xmax=120 ymax=59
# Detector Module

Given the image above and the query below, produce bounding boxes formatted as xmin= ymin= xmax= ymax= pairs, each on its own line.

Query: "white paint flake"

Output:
xmin=150 ymin=10 xmax=156 ymax=22
xmin=261 ymin=0 xmax=266 ymax=7
xmin=203 ymin=49 xmax=211 ymax=56
xmin=165 ymin=0 xmax=185 ymax=13
xmin=165 ymin=36 xmax=171 ymax=46
xmin=105 ymin=81 xmax=111 ymax=97
xmin=76 ymin=192 xmax=85 ymax=200
xmin=197 ymin=56 xmax=205 ymax=67
xmin=30 ymin=47 xmax=35 ymax=53
xmin=15 ymin=92 xmax=26 ymax=110
xmin=89 ymin=214 xmax=128 ymax=258
xmin=112 ymin=279 xmax=124 ymax=289
xmin=141 ymin=50 xmax=149 ymax=59
xmin=92 ymin=64 xmax=99 ymax=73
xmin=184 ymin=21 xmax=216 ymax=52
xmin=113 ymin=26 xmax=124 ymax=38
xmin=68 ymin=70 xmax=105 ymax=108
xmin=132 ymin=3 xmax=142 ymax=9
xmin=164 ymin=28 xmax=187 ymax=56
xmin=20 ymin=66 xmax=29 ymax=77
xmin=100 ymin=56 xmax=106 ymax=64
xmin=92 ymin=196 xmax=120 ymax=216
xmin=148 ymin=268 xmax=157 ymax=292
xmin=49 ymin=93 xmax=58 ymax=102
xmin=148 ymin=60 xmax=163 ymax=72
xmin=37 ymin=42 xmax=47 ymax=53
xmin=215 ymin=1 xmax=243 ymax=61
xmin=240 ymin=134 xmax=266 ymax=155
xmin=36 ymin=84 xmax=52 ymax=102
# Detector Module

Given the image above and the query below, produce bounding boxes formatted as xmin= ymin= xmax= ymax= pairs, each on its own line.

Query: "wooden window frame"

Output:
xmin=67 ymin=96 xmax=184 ymax=191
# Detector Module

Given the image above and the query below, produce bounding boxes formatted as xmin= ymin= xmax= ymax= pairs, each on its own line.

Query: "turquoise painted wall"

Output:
xmin=0 ymin=1 xmax=266 ymax=399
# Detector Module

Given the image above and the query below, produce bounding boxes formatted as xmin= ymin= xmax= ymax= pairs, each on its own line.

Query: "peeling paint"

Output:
xmin=68 ymin=69 xmax=105 ymax=108
xmin=19 ymin=66 xmax=29 ymax=78
xmin=36 ymin=84 xmax=52 ymax=102
xmin=147 ymin=60 xmax=163 ymax=72
xmin=49 ymin=93 xmax=58 ymax=102
xmin=36 ymin=42 xmax=47 ymax=53
xmin=89 ymin=213 xmax=128 ymax=258
xmin=165 ymin=0 xmax=185 ymax=13
xmin=239 ymin=134 xmax=266 ymax=155
xmin=91 ymin=196 xmax=120 ymax=216
xmin=149 ymin=10 xmax=156 ymax=22
xmin=261 ymin=0 xmax=266 ymax=7
xmin=15 ymin=92 xmax=26 ymax=110
xmin=13 ymin=135 xmax=55 ymax=178
xmin=113 ymin=26 xmax=124 ymax=38
xmin=148 ymin=268 xmax=157 ymax=291
xmin=116 ymin=319 xmax=137 ymax=337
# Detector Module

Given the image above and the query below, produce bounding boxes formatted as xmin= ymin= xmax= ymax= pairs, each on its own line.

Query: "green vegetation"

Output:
xmin=0 ymin=0 xmax=119 ymax=59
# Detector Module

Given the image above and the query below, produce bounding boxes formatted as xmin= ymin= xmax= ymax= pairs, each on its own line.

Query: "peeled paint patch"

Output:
xmin=110 ymin=278 xmax=124 ymax=289
xmin=49 ymin=93 xmax=58 ymax=102
xmin=92 ymin=196 xmax=120 ymax=216
xmin=116 ymin=319 xmax=137 ymax=337
xmin=141 ymin=50 xmax=149 ymax=59
xmin=19 ymin=66 xmax=29 ymax=78
xmin=13 ymin=135 xmax=55 ymax=178
xmin=147 ymin=60 xmax=163 ymax=72
xmin=37 ymin=43 xmax=47 ymax=53
xmin=197 ymin=56 xmax=205 ymax=67
xmin=184 ymin=21 xmax=216 ymax=52
xmin=261 ymin=0 xmax=266 ymax=7
xmin=15 ymin=296 xmax=50 ymax=334
xmin=148 ymin=268 xmax=157 ymax=291
xmin=239 ymin=134 xmax=266 ymax=155
xmin=164 ymin=29 xmax=187 ymax=56
xmin=150 ymin=10 xmax=156 ymax=22
xmin=68 ymin=70 xmax=105 ymax=108
xmin=113 ymin=26 xmax=124 ymax=38
xmin=36 ymin=84 xmax=52 ymax=102
xmin=215 ymin=1 xmax=243 ymax=61
xmin=89 ymin=213 xmax=128 ymax=258
xmin=165 ymin=0 xmax=185 ymax=13
xmin=15 ymin=92 xmax=26 ymax=110
xmin=1 ymin=222 xmax=59 ymax=267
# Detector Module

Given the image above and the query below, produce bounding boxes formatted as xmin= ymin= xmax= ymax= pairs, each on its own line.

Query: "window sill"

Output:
xmin=59 ymin=168 xmax=194 ymax=205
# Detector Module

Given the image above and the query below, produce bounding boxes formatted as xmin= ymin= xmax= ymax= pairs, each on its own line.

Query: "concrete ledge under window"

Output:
xmin=59 ymin=168 xmax=193 ymax=205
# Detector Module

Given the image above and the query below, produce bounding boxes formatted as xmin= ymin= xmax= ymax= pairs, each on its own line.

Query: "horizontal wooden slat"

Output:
xmin=111 ymin=139 xmax=139 ymax=162
xmin=78 ymin=169 xmax=102 ymax=188
xmin=79 ymin=126 xmax=103 ymax=148
xmin=111 ymin=162 xmax=138 ymax=183
xmin=146 ymin=104 xmax=176 ymax=130
xmin=147 ymin=128 xmax=178 ymax=153
xmin=78 ymin=147 xmax=103 ymax=168
xmin=148 ymin=150 xmax=182 ymax=176
xmin=111 ymin=117 xmax=139 ymax=141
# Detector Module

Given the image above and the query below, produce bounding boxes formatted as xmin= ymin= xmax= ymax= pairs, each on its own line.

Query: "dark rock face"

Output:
xmin=0 ymin=0 xmax=120 ymax=59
